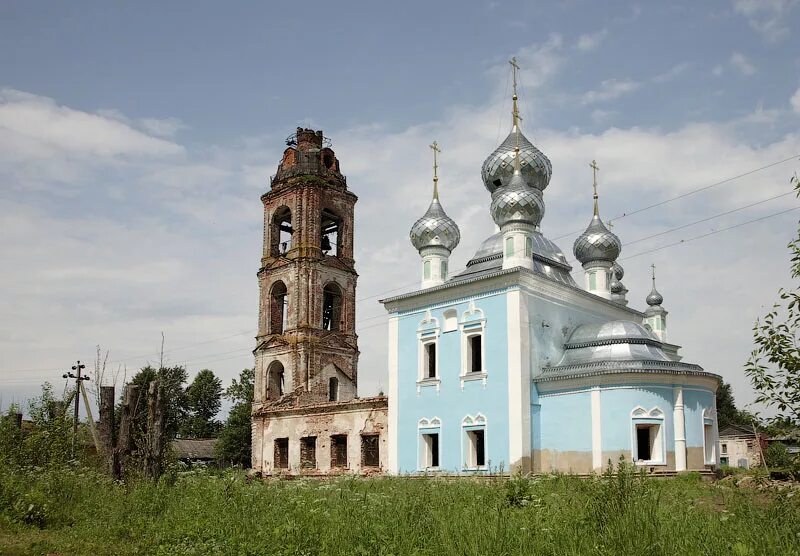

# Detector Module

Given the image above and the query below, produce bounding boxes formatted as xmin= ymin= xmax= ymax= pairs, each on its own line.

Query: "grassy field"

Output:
xmin=1 ymin=462 xmax=799 ymax=556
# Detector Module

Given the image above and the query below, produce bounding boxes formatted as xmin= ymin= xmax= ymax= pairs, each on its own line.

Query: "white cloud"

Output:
xmin=712 ymin=64 xmax=725 ymax=77
xmin=733 ymin=0 xmax=799 ymax=42
xmin=580 ymin=79 xmax=640 ymax=105
xmin=0 ymin=89 xmax=183 ymax=159
xmin=653 ymin=62 xmax=691 ymax=83
xmin=791 ymin=87 xmax=800 ymax=114
xmin=139 ymin=117 xmax=188 ymax=138
xmin=730 ymin=52 xmax=757 ymax=76
xmin=576 ymin=28 xmax=608 ymax=52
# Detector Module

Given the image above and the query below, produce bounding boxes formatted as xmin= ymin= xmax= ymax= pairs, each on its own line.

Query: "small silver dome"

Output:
xmin=409 ymin=197 xmax=460 ymax=253
xmin=489 ymin=171 xmax=545 ymax=228
xmin=566 ymin=320 xmax=659 ymax=346
xmin=610 ymin=275 xmax=623 ymax=294
xmin=646 ymin=285 xmax=664 ymax=306
xmin=573 ymin=214 xmax=621 ymax=265
xmin=481 ymin=127 xmax=552 ymax=193
xmin=612 ymin=262 xmax=624 ymax=280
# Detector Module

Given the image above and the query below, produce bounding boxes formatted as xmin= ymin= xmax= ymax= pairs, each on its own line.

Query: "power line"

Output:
xmin=623 ymin=191 xmax=795 ymax=247
xmin=552 ymin=154 xmax=800 ymax=240
xmin=620 ymin=206 xmax=800 ymax=262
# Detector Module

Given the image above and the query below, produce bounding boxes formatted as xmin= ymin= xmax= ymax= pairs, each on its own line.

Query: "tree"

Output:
xmin=745 ymin=174 xmax=800 ymax=424
xmin=127 ymin=365 xmax=188 ymax=440
xmin=215 ymin=368 xmax=254 ymax=467
xmin=716 ymin=380 xmax=758 ymax=428
xmin=181 ymin=369 xmax=223 ymax=438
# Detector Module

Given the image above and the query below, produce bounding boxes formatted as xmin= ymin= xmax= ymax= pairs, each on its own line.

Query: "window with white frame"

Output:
xmin=631 ymin=407 xmax=665 ymax=465
xmin=423 ymin=341 xmax=437 ymax=379
xmin=423 ymin=260 xmax=431 ymax=280
xmin=505 ymin=237 xmax=514 ymax=256
xmin=462 ymin=414 xmax=487 ymax=470
xmin=440 ymin=260 xmax=448 ymax=280
xmin=417 ymin=311 xmax=440 ymax=384
xmin=467 ymin=334 xmax=482 ymax=373
xmin=460 ymin=302 xmax=486 ymax=380
xmin=525 ymin=236 xmax=532 ymax=257
xmin=588 ymin=271 xmax=597 ymax=290
xmin=418 ymin=418 xmax=441 ymax=470
xmin=703 ymin=409 xmax=716 ymax=464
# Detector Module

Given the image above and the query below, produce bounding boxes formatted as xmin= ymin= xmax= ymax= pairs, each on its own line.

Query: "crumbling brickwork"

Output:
xmin=252 ymin=128 xmax=388 ymax=475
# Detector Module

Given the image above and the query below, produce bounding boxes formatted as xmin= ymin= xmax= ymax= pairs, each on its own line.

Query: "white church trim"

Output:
xmin=461 ymin=414 xmax=488 ymax=471
xmin=459 ymin=301 xmax=487 ymax=388
xmin=630 ymin=406 xmax=666 ymax=466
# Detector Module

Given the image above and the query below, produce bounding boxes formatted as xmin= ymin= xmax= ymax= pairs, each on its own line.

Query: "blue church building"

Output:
xmin=380 ymin=63 xmax=720 ymax=475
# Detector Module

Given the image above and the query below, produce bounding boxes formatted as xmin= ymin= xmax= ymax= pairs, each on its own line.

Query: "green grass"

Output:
xmin=1 ymin=463 xmax=799 ymax=556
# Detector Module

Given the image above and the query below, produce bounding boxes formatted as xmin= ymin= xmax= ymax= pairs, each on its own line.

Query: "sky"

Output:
xmin=1 ymin=0 xmax=799 ymax=418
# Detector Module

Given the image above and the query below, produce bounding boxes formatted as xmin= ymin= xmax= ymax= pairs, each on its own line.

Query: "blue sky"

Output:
xmin=1 ymin=0 xmax=799 ymax=416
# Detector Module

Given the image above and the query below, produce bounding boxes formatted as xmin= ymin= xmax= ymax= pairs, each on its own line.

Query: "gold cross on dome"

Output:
xmin=590 ymin=159 xmax=599 ymax=197
xmin=509 ymin=57 xmax=520 ymax=94
xmin=429 ymin=141 xmax=441 ymax=199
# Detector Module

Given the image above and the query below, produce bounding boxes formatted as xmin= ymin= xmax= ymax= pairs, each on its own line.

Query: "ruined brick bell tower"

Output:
xmin=254 ymin=128 xmax=359 ymax=409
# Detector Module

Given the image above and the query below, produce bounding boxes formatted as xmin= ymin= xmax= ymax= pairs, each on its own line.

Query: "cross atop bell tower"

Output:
xmin=254 ymin=128 xmax=360 ymax=408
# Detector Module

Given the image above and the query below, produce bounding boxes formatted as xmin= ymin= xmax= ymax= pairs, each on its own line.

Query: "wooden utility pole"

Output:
xmin=63 ymin=360 xmax=88 ymax=459
xmin=99 ymin=385 xmax=119 ymax=477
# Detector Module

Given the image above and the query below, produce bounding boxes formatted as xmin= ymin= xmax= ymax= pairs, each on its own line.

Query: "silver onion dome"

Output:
xmin=612 ymin=262 xmax=624 ymax=280
xmin=481 ymin=127 xmax=552 ymax=193
xmin=573 ymin=214 xmax=621 ymax=265
xmin=489 ymin=170 xmax=545 ymax=228
xmin=646 ymin=284 xmax=664 ymax=306
xmin=410 ymin=197 xmax=461 ymax=253
xmin=610 ymin=274 xmax=624 ymax=294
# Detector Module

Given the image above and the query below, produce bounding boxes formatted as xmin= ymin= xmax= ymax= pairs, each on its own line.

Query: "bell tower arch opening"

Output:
xmin=321 ymin=208 xmax=340 ymax=257
xmin=322 ymin=282 xmax=343 ymax=331
xmin=269 ymin=281 xmax=288 ymax=334
xmin=270 ymin=206 xmax=293 ymax=256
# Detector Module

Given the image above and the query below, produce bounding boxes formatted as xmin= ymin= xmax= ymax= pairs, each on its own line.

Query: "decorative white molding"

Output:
xmin=459 ymin=300 xmax=488 ymax=387
xmin=631 ymin=405 xmax=666 ymax=466
xmin=536 ymin=373 xmax=720 ymax=394
xmin=388 ymin=316 xmax=399 ymax=473
xmin=461 ymin=413 xmax=488 ymax=471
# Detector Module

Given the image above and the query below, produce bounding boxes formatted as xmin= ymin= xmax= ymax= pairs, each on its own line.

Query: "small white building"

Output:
xmin=717 ymin=424 xmax=765 ymax=468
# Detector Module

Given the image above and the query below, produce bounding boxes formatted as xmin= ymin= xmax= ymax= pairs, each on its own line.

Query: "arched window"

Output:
xmin=322 ymin=283 xmax=343 ymax=331
xmin=525 ymin=237 xmax=533 ymax=257
xmin=270 ymin=206 xmax=293 ymax=256
xmin=321 ymin=209 xmax=340 ymax=256
xmin=269 ymin=281 xmax=288 ymax=334
xmin=267 ymin=361 xmax=285 ymax=400
xmin=328 ymin=377 xmax=339 ymax=402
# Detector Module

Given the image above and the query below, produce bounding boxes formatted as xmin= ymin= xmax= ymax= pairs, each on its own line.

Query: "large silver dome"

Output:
xmin=481 ymin=127 xmax=552 ymax=193
xmin=489 ymin=171 xmax=544 ymax=228
xmin=573 ymin=214 xmax=621 ymax=265
xmin=409 ymin=197 xmax=461 ymax=253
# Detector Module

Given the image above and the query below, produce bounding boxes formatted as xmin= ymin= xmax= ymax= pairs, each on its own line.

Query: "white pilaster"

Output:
xmin=387 ymin=316 xmax=399 ymax=474
xmin=591 ymin=386 xmax=602 ymax=471
xmin=507 ymin=289 xmax=531 ymax=472
xmin=673 ymin=385 xmax=686 ymax=472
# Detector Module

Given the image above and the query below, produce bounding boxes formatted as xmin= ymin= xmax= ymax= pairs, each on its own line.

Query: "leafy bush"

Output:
xmin=765 ymin=442 xmax=795 ymax=469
